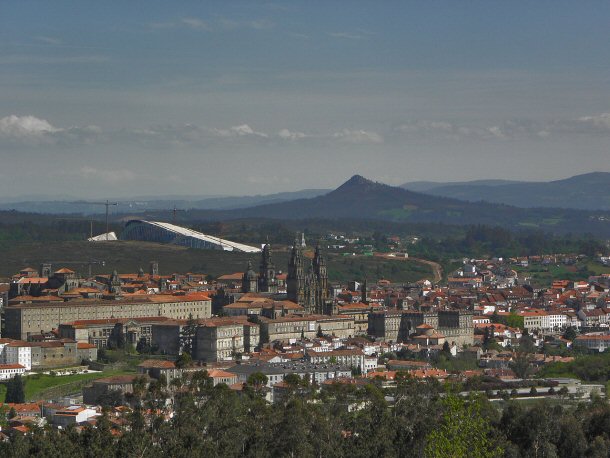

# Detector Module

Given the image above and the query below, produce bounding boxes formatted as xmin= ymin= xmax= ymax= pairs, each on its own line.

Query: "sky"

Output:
xmin=1 ymin=1 xmax=610 ymax=199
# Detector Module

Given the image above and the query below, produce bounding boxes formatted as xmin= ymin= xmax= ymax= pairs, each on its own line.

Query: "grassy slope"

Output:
xmin=513 ymin=261 xmax=610 ymax=287
xmin=0 ymin=369 xmax=134 ymax=402
xmin=0 ymin=240 xmax=432 ymax=283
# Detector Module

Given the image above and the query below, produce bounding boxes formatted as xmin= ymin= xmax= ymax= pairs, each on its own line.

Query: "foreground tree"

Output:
xmin=425 ymin=394 xmax=502 ymax=458
xmin=5 ymin=374 xmax=25 ymax=403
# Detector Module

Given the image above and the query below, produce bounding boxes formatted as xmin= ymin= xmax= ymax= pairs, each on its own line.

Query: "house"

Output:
xmin=51 ymin=406 xmax=99 ymax=428
xmin=0 ymin=364 xmax=26 ymax=380
xmin=573 ymin=334 xmax=610 ymax=352
xmin=83 ymin=375 xmax=149 ymax=405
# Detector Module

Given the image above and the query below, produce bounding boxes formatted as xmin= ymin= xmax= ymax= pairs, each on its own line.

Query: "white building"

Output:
xmin=0 ymin=363 xmax=26 ymax=380
xmin=307 ymin=349 xmax=366 ymax=373
xmin=520 ymin=311 xmax=549 ymax=332
xmin=52 ymin=406 xmax=100 ymax=427
xmin=4 ymin=342 xmax=32 ymax=370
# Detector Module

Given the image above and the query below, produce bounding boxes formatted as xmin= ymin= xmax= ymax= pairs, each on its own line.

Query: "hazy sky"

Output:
xmin=2 ymin=1 xmax=610 ymax=198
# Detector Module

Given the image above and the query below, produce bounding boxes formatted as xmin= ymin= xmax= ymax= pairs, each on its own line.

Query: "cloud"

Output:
xmin=277 ymin=128 xmax=306 ymax=140
xmin=328 ymin=32 xmax=365 ymax=40
xmin=78 ymin=166 xmax=136 ymax=183
xmin=36 ymin=36 xmax=62 ymax=45
xmin=574 ymin=113 xmax=610 ymax=131
xmin=0 ymin=115 xmax=102 ymax=146
xmin=333 ymin=129 xmax=383 ymax=144
xmin=181 ymin=17 xmax=211 ymax=30
xmin=151 ymin=17 xmax=273 ymax=32
xmin=395 ymin=119 xmax=550 ymax=141
xmin=0 ymin=115 xmax=60 ymax=138
xmin=395 ymin=114 xmax=610 ymax=142
xmin=0 ymin=55 xmax=109 ymax=64
xmin=211 ymin=124 xmax=269 ymax=138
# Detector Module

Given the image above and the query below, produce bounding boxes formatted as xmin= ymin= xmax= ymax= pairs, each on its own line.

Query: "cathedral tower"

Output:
xmin=242 ymin=260 xmax=258 ymax=293
xmin=287 ymin=237 xmax=305 ymax=305
xmin=258 ymin=243 xmax=278 ymax=293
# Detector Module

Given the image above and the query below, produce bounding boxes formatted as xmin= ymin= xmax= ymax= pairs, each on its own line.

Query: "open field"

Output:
xmin=513 ymin=261 xmax=610 ymax=286
xmin=0 ymin=240 xmax=433 ymax=283
xmin=0 ymin=369 xmax=135 ymax=402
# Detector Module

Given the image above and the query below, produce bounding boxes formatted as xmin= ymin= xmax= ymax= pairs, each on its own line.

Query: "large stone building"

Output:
xmin=152 ymin=316 xmax=260 ymax=361
xmin=368 ymin=309 xmax=474 ymax=346
xmin=194 ymin=317 xmax=260 ymax=362
xmin=287 ymin=242 xmax=330 ymax=314
xmin=258 ymin=314 xmax=356 ymax=343
xmin=0 ymin=338 xmax=96 ymax=370
xmin=58 ymin=316 xmax=173 ymax=348
xmin=3 ymin=293 xmax=212 ymax=340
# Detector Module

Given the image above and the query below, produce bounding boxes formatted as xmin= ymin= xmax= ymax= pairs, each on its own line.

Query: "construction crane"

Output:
xmin=55 ymin=217 xmax=99 ymax=239
xmin=171 ymin=206 xmax=186 ymax=224
xmin=70 ymin=200 xmax=118 ymax=240
xmin=44 ymin=259 xmax=106 ymax=278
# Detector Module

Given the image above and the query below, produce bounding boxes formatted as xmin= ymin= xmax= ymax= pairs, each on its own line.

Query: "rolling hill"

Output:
xmin=136 ymin=175 xmax=610 ymax=237
xmin=401 ymin=172 xmax=610 ymax=211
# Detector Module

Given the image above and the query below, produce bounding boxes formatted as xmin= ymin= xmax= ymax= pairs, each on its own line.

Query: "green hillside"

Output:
xmin=0 ymin=240 xmax=432 ymax=283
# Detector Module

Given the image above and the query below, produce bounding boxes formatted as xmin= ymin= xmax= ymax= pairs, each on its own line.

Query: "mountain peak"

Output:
xmin=340 ymin=175 xmax=376 ymax=187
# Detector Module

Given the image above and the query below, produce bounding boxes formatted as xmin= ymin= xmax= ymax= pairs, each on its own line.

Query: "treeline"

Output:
xmin=409 ymin=225 xmax=606 ymax=261
xmin=0 ymin=209 xmax=606 ymax=262
xmin=2 ymin=373 xmax=610 ymax=457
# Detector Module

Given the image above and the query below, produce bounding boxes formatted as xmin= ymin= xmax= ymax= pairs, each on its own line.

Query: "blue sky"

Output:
xmin=1 ymin=1 xmax=610 ymax=198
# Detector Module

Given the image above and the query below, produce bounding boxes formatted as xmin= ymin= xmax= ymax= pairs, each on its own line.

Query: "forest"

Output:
xmin=2 ymin=371 xmax=610 ymax=457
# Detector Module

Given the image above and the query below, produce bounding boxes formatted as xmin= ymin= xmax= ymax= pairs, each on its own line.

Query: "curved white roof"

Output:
xmin=131 ymin=220 xmax=261 ymax=253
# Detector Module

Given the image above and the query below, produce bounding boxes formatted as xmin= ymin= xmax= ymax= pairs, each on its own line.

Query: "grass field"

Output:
xmin=513 ymin=261 xmax=610 ymax=287
xmin=0 ymin=369 xmax=135 ymax=402
xmin=0 ymin=240 xmax=433 ymax=283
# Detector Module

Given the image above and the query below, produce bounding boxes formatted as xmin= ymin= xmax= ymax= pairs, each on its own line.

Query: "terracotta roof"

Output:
xmin=0 ymin=364 xmax=25 ymax=370
xmin=54 ymin=268 xmax=75 ymax=274
xmin=138 ymin=359 xmax=176 ymax=369
xmin=207 ymin=369 xmax=236 ymax=378
xmin=217 ymin=273 xmax=244 ymax=281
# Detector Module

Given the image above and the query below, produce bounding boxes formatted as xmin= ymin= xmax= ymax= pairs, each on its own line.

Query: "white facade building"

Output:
xmin=4 ymin=342 xmax=32 ymax=370
xmin=0 ymin=364 xmax=26 ymax=380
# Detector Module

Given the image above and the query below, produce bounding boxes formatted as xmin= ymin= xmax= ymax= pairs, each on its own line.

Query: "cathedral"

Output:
xmin=242 ymin=242 xmax=278 ymax=294
xmin=241 ymin=237 xmax=331 ymax=314
xmin=287 ymin=239 xmax=330 ymax=314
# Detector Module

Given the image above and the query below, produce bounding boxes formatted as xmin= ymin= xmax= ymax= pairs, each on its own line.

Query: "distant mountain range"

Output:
xmin=0 ymin=189 xmax=329 ymax=214
xmin=402 ymin=172 xmax=610 ymax=211
xmin=137 ymin=175 xmax=610 ymax=237
xmin=2 ymin=174 xmax=610 ymax=237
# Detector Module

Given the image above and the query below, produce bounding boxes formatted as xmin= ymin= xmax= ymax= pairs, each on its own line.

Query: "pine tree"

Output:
xmin=5 ymin=374 xmax=25 ymax=403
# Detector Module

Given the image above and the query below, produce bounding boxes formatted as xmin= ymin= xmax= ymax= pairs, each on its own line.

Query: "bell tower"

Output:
xmin=258 ymin=243 xmax=277 ymax=293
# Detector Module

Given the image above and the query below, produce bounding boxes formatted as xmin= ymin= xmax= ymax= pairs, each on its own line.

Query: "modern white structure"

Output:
xmin=88 ymin=232 xmax=118 ymax=242
xmin=121 ymin=220 xmax=261 ymax=252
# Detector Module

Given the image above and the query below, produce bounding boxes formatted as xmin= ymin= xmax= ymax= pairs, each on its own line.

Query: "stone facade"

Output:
xmin=4 ymin=294 xmax=212 ymax=340
xmin=58 ymin=317 xmax=173 ymax=348
xmin=259 ymin=314 xmax=356 ymax=343
xmin=194 ymin=317 xmax=259 ymax=362
xmin=287 ymin=242 xmax=329 ymax=314
xmin=368 ymin=310 xmax=474 ymax=346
